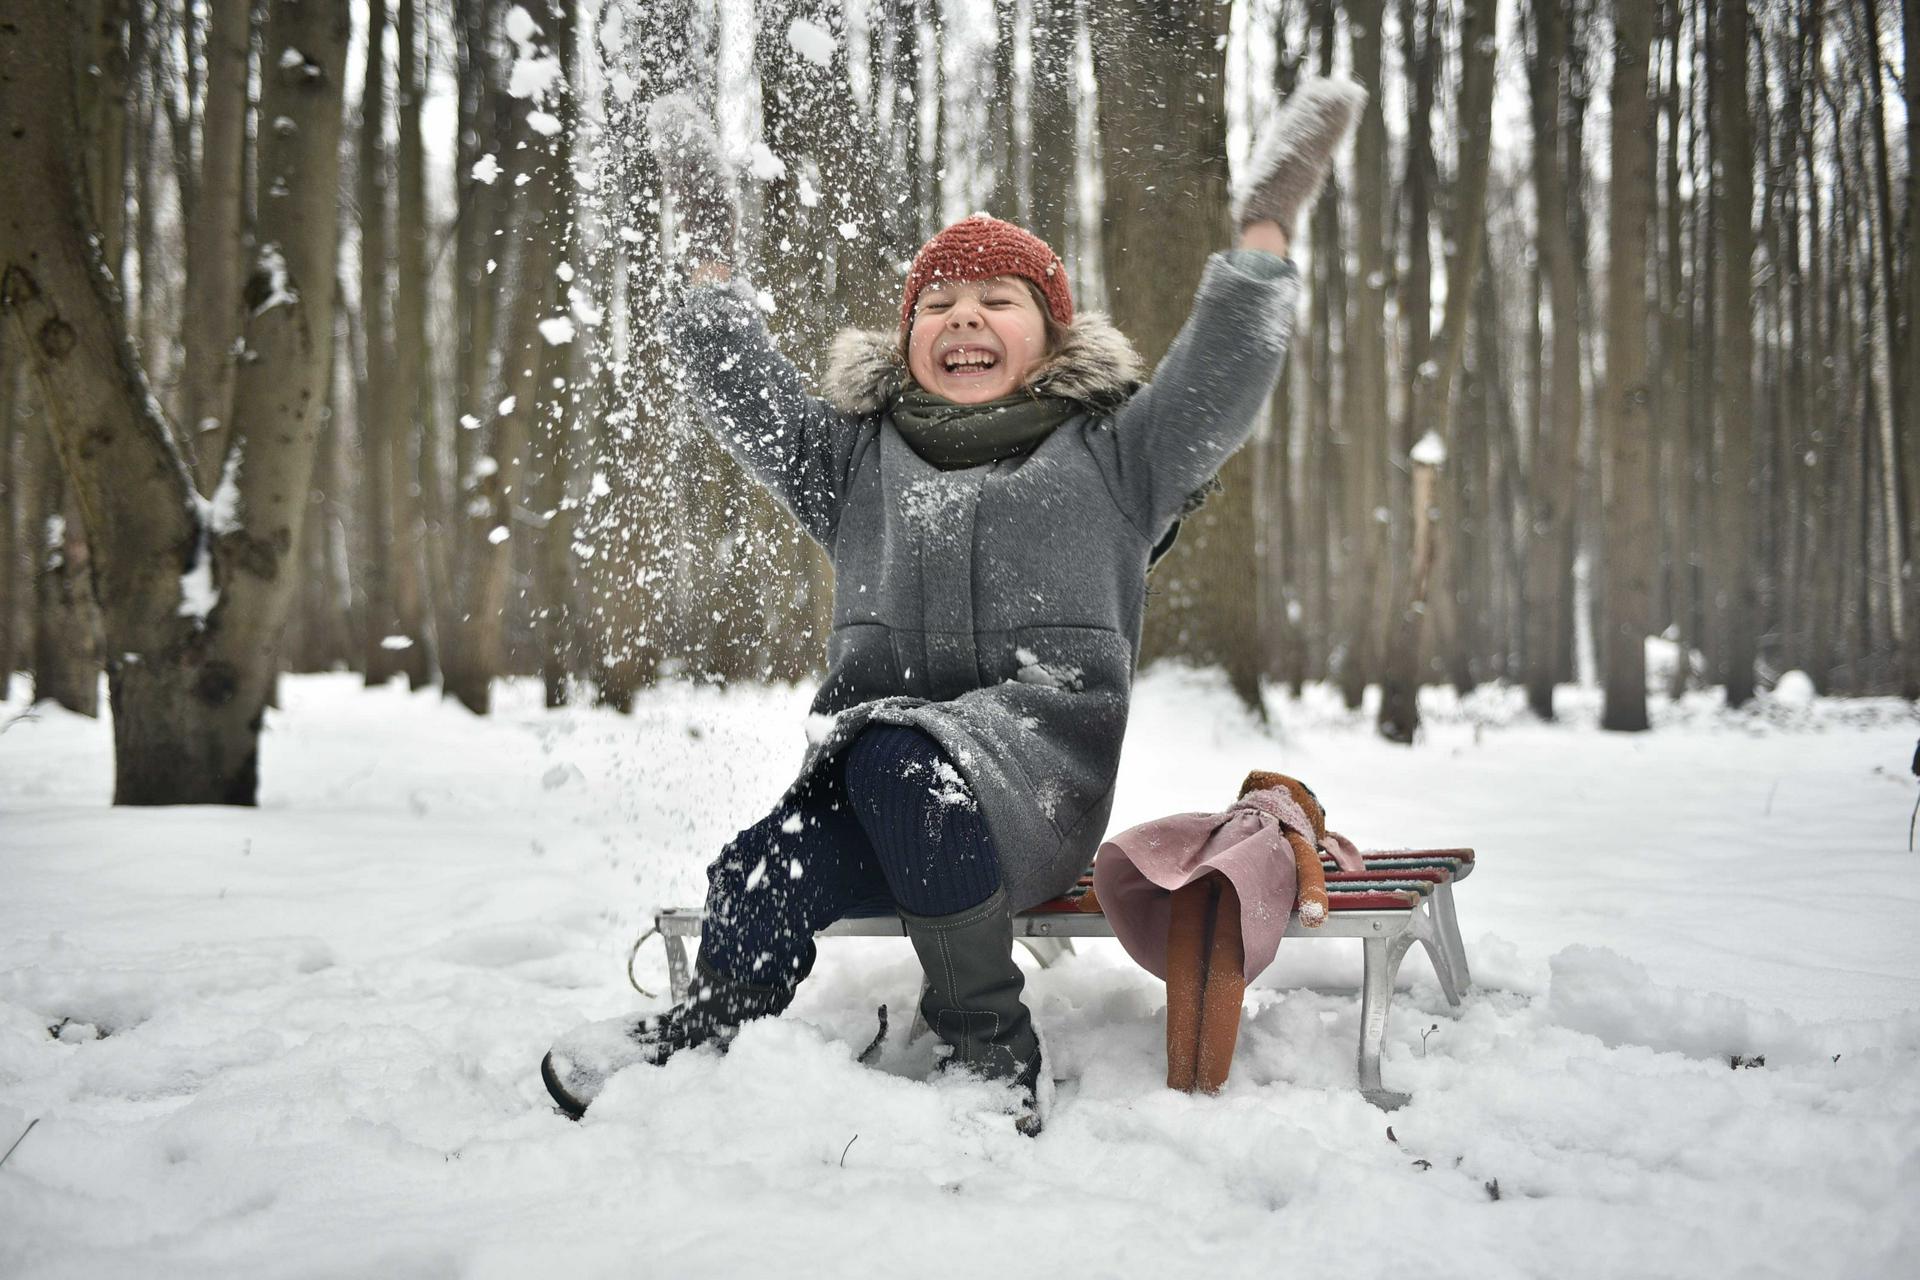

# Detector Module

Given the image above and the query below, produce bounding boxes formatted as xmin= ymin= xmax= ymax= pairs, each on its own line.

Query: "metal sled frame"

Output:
xmin=654 ymin=851 xmax=1473 ymax=1110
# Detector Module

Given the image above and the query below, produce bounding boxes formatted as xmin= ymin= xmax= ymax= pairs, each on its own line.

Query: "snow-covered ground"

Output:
xmin=2 ymin=669 xmax=1917 ymax=1279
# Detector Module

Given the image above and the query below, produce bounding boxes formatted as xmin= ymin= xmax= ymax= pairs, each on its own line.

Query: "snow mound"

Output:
xmin=1771 ymin=670 xmax=1817 ymax=707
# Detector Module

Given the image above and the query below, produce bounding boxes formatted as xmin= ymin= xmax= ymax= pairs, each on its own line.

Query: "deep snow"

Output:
xmin=2 ymin=669 xmax=1917 ymax=1279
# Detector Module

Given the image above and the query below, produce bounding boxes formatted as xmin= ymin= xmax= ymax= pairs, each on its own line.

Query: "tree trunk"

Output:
xmin=2 ymin=0 xmax=348 ymax=802
xmin=579 ymin=0 xmax=686 ymax=711
xmin=25 ymin=396 xmax=101 ymax=716
xmin=1523 ymin=0 xmax=1582 ymax=720
xmin=1905 ymin=0 xmax=1920 ymax=696
xmin=1337 ymin=0 xmax=1390 ymax=710
xmin=0 ymin=345 xmax=17 ymax=700
xmin=389 ymin=0 xmax=433 ymax=689
xmin=986 ymin=0 xmax=1018 ymax=218
xmin=1599 ymin=0 xmax=1655 ymax=730
xmin=183 ymin=0 xmax=249 ymax=486
xmin=1027 ymin=0 xmax=1078 ymax=262
xmin=1713 ymin=0 xmax=1756 ymax=705
xmin=442 ymin=0 xmax=574 ymax=715
xmin=1091 ymin=0 xmax=1251 ymax=706
xmin=1660 ymin=0 xmax=1693 ymax=697
xmin=358 ymin=0 xmax=399 ymax=686
xmin=1375 ymin=0 xmax=1499 ymax=743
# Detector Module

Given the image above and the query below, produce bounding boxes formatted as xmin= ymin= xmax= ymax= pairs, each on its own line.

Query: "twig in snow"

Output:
xmin=1485 ymin=1177 xmax=1501 ymax=1201
xmin=1419 ymin=1023 xmax=1439 ymax=1056
xmin=839 ymin=1134 xmax=858 ymax=1168
xmin=0 ymin=1118 xmax=39 ymax=1170
xmin=857 ymin=1005 xmax=888 ymax=1065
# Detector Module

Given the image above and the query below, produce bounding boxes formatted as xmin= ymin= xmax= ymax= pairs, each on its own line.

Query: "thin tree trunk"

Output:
xmin=1713 ymin=0 xmax=1757 ymax=705
xmin=1660 ymin=0 xmax=1692 ymax=697
xmin=358 ymin=0 xmax=399 ymax=685
xmin=183 ymin=0 xmax=249 ymax=486
xmin=1375 ymin=0 xmax=1499 ymax=743
xmin=1524 ymin=0 xmax=1582 ymax=720
xmin=1337 ymin=0 xmax=1390 ymax=710
xmin=1599 ymin=0 xmax=1655 ymax=729
xmin=389 ymin=0 xmax=433 ymax=688
xmin=1028 ymin=0 xmax=1078 ymax=262
xmin=443 ymin=1 xmax=574 ymax=715
xmin=1302 ymin=0 xmax=1341 ymax=682
xmin=0 ymin=343 xmax=17 ymax=699
xmin=986 ymin=0 xmax=1017 ymax=217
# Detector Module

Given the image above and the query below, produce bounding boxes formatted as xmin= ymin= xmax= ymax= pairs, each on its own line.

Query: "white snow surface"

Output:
xmin=2 ymin=670 xmax=1918 ymax=1277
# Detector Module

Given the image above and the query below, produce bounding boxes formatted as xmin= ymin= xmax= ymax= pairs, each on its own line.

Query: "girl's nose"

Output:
xmin=946 ymin=299 xmax=982 ymax=327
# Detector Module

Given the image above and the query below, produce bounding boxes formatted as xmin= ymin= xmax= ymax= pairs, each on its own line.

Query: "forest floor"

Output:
xmin=2 ymin=668 xmax=1917 ymax=1278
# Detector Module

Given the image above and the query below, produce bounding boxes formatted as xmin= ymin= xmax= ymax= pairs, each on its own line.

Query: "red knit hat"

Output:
xmin=900 ymin=214 xmax=1073 ymax=332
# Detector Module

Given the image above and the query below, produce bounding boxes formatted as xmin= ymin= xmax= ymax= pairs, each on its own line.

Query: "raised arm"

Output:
xmin=666 ymin=278 xmax=867 ymax=548
xmin=1095 ymin=77 xmax=1363 ymax=541
xmin=1100 ymin=250 xmax=1304 ymax=538
xmin=648 ymin=95 xmax=867 ymax=547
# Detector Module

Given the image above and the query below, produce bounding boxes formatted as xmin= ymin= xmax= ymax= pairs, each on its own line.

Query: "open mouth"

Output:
xmin=940 ymin=348 xmax=1000 ymax=375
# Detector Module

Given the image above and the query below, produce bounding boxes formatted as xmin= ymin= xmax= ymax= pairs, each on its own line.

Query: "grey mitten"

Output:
xmin=1234 ymin=77 xmax=1368 ymax=234
xmin=645 ymin=93 xmax=739 ymax=265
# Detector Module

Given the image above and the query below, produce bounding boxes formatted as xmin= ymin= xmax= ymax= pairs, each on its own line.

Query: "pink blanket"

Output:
xmin=1092 ymin=787 xmax=1363 ymax=982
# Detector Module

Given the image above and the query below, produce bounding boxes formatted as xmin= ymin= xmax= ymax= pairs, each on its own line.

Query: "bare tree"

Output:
xmin=441 ymin=0 xmax=575 ymax=714
xmin=1375 ymin=0 xmax=1500 ymax=743
xmin=1 ymin=0 xmax=348 ymax=802
xmin=1522 ymin=0 xmax=1583 ymax=719
xmin=1713 ymin=0 xmax=1757 ymax=705
xmin=1599 ymin=0 xmax=1657 ymax=730
xmin=1337 ymin=0 xmax=1391 ymax=710
xmin=1027 ymin=0 xmax=1079 ymax=259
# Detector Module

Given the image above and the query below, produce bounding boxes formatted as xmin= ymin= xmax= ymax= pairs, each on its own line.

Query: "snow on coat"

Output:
xmin=665 ymin=251 xmax=1303 ymax=910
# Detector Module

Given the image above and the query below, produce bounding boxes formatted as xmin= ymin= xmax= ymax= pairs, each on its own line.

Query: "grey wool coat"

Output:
xmin=666 ymin=250 xmax=1303 ymax=911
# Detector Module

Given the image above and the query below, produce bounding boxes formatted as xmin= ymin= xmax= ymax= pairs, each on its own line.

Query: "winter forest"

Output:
xmin=3 ymin=1 xmax=1919 ymax=1276
xmin=0 ymin=0 xmax=1914 ymax=796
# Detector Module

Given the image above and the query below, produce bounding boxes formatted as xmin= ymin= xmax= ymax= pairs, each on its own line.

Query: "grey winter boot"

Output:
xmin=541 ymin=957 xmax=793 ymax=1119
xmin=901 ymin=887 xmax=1045 ymax=1135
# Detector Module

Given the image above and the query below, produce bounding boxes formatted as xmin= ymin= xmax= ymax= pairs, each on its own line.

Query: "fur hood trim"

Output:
xmin=819 ymin=313 xmax=1147 ymax=416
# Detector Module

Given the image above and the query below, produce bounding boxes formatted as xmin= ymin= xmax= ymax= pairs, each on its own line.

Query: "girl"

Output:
xmin=544 ymin=79 xmax=1365 ymax=1134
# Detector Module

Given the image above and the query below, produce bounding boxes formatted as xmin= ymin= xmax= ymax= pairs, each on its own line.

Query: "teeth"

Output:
xmin=943 ymin=350 xmax=997 ymax=371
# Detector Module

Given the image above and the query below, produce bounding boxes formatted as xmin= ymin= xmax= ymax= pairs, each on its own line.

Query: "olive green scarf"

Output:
xmin=892 ymin=387 xmax=1079 ymax=469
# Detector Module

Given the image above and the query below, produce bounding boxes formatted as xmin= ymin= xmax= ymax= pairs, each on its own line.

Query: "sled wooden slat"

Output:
xmin=654 ymin=846 xmax=1476 ymax=1110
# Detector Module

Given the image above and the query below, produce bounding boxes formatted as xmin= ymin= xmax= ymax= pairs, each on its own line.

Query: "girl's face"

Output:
xmin=906 ymin=276 xmax=1050 ymax=404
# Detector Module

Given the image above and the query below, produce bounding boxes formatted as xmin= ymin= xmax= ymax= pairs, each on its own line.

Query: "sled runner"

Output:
xmin=652 ymin=847 xmax=1474 ymax=1109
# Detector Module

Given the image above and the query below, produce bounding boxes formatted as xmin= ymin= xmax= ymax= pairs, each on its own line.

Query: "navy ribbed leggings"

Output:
xmin=696 ymin=724 xmax=1003 ymax=986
